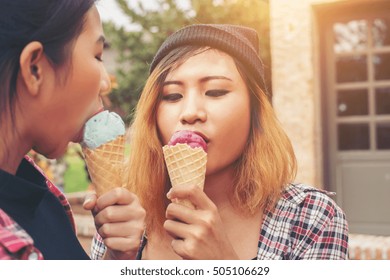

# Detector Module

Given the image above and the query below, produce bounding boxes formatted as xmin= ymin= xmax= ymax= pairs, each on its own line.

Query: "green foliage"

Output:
xmin=63 ymin=146 xmax=89 ymax=193
xmin=105 ymin=0 xmax=270 ymax=123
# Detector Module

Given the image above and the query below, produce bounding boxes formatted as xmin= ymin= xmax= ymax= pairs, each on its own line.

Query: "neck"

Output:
xmin=202 ymin=165 xmax=264 ymax=260
xmin=0 ymin=123 xmax=30 ymax=175
xmin=204 ymin=164 xmax=236 ymax=210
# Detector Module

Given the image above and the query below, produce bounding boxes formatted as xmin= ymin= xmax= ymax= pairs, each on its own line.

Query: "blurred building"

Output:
xmin=101 ymin=42 xmax=128 ymax=118
xmin=270 ymin=0 xmax=390 ymax=236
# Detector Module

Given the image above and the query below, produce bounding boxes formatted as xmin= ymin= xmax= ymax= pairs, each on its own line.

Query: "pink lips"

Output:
xmin=168 ymin=130 xmax=208 ymax=152
xmin=72 ymin=129 xmax=84 ymax=143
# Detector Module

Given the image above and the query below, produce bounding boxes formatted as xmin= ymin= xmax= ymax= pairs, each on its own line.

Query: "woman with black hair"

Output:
xmin=0 ymin=0 xmax=145 ymax=260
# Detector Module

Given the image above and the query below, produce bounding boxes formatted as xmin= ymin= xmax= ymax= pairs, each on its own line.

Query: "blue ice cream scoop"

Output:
xmin=82 ymin=110 xmax=125 ymax=149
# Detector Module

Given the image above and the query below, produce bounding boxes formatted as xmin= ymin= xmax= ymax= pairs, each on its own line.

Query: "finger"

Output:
xmin=83 ymin=192 xmax=97 ymax=211
xmin=96 ymin=187 xmax=137 ymax=210
xmin=98 ymin=221 xmax=144 ymax=239
xmin=170 ymin=239 xmax=191 ymax=260
xmin=167 ymin=185 xmax=213 ymax=210
xmin=103 ymin=236 xmax=141 ymax=253
xmin=163 ymin=219 xmax=192 ymax=240
xmin=94 ymin=203 xmax=146 ymax=226
xmin=165 ymin=202 xmax=197 ymax=224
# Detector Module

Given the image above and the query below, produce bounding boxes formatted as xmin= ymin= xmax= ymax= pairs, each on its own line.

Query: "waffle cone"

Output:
xmin=163 ymin=143 xmax=207 ymax=209
xmin=82 ymin=135 xmax=125 ymax=196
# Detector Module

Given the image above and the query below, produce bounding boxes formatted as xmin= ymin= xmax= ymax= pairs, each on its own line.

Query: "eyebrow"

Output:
xmin=200 ymin=76 xmax=232 ymax=82
xmin=96 ymin=35 xmax=106 ymax=45
xmin=163 ymin=76 xmax=232 ymax=86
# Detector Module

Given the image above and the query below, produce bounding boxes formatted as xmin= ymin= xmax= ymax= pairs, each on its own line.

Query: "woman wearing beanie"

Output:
xmin=0 ymin=0 xmax=145 ymax=260
xmin=92 ymin=24 xmax=349 ymax=260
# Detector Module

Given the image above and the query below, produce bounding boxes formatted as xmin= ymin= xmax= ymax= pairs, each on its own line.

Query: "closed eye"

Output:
xmin=162 ymin=93 xmax=183 ymax=102
xmin=206 ymin=89 xmax=229 ymax=97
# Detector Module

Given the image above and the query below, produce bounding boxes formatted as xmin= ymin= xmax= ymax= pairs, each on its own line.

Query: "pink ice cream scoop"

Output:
xmin=168 ymin=130 xmax=207 ymax=152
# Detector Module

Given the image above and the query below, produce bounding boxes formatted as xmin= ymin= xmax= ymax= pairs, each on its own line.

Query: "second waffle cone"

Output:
xmin=163 ymin=143 xmax=207 ymax=209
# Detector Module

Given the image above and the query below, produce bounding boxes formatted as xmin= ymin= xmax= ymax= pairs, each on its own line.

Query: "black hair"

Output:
xmin=0 ymin=0 xmax=96 ymax=123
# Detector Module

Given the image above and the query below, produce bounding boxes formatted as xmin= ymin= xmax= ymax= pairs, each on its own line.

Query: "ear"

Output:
xmin=19 ymin=41 xmax=46 ymax=96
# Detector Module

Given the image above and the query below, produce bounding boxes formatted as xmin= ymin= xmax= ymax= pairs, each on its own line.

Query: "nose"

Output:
xmin=100 ymin=66 xmax=111 ymax=96
xmin=180 ymin=94 xmax=207 ymax=125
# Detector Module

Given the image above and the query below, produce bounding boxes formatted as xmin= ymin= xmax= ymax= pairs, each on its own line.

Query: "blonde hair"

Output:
xmin=233 ymin=60 xmax=297 ymax=213
xmin=126 ymin=46 xmax=297 ymax=235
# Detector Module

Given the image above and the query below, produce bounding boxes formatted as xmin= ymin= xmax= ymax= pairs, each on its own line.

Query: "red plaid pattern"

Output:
xmin=257 ymin=184 xmax=348 ymax=259
xmin=0 ymin=156 xmax=76 ymax=260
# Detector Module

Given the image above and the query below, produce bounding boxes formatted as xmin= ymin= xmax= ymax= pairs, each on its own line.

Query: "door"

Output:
xmin=319 ymin=0 xmax=390 ymax=235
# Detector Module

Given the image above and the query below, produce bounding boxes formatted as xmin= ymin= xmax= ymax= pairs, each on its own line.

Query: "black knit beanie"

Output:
xmin=149 ymin=24 xmax=267 ymax=94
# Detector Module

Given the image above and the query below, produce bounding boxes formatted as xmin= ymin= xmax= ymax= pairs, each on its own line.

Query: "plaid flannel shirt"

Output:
xmin=91 ymin=183 xmax=349 ymax=260
xmin=0 ymin=156 xmax=76 ymax=260
xmin=257 ymin=184 xmax=348 ymax=259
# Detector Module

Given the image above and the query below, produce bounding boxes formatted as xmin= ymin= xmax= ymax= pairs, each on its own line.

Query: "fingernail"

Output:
xmin=83 ymin=197 xmax=92 ymax=207
xmin=166 ymin=189 xmax=172 ymax=199
xmin=83 ymin=193 xmax=95 ymax=207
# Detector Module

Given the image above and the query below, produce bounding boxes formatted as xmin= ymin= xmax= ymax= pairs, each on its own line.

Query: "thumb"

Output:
xmin=83 ymin=192 xmax=97 ymax=211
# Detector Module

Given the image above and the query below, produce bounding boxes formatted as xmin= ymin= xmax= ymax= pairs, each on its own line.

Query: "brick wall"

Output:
xmin=349 ymin=234 xmax=390 ymax=260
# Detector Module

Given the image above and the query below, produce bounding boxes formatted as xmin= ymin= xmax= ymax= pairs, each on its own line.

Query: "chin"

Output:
xmin=38 ymin=145 xmax=68 ymax=160
xmin=205 ymin=160 xmax=237 ymax=177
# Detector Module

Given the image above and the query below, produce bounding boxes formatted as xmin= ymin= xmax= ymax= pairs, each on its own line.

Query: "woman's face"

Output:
xmin=32 ymin=6 xmax=109 ymax=158
xmin=156 ymin=49 xmax=251 ymax=175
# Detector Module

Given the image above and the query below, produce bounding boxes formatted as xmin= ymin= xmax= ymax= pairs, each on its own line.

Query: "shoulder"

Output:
xmin=273 ymin=183 xmax=348 ymax=240
xmin=0 ymin=209 xmax=43 ymax=260
xmin=24 ymin=155 xmax=71 ymax=206
xmin=282 ymin=183 xmax=335 ymax=204
xmin=279 ymin=183 xmax=343 ymax=218
xmin=24 ymin=155 xmax=75 ymax=229
xmin=258 ymin=184 xmax=348 ymax=259
xmin=279 ymin=183 xmax=348 ymax=244
xmin=266 ymin=183 xmax=348 ymax=231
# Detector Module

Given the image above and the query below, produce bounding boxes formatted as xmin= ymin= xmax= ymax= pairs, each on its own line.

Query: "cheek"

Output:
xmin=214 ymin=94 xmax=251 ymax=143
xmin=211 ymin=115 xmax=250 ymax=156
xmin=66 ymin=62 xmax=102 ymax=117
xmin=72 ymin=63 xmax=101 ymax=99
xmin=207 ymin=98 xmax=251 ymax=172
